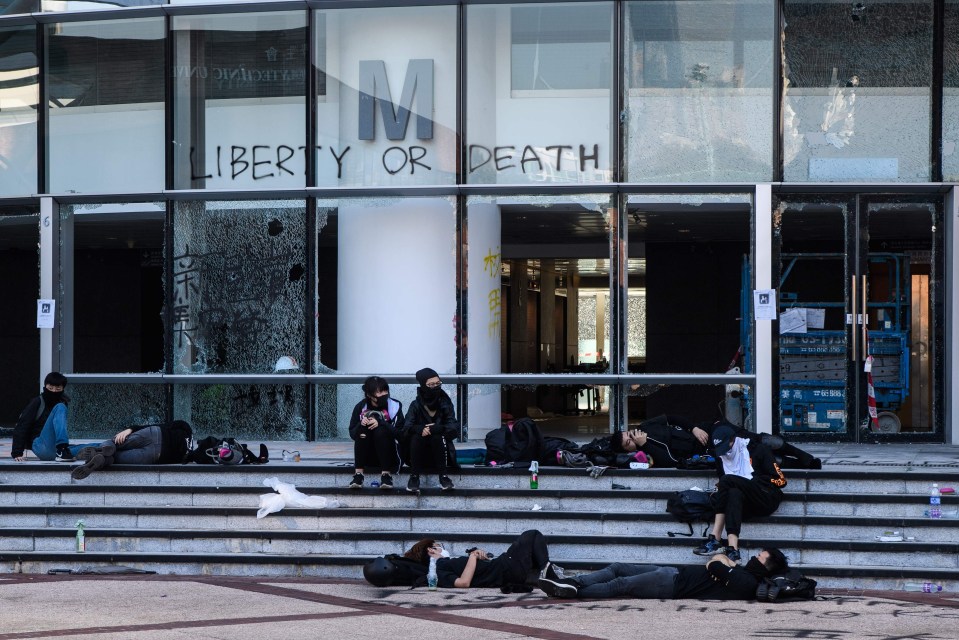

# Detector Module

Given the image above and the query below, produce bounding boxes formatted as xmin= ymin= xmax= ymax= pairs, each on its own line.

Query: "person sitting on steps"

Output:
xmin=399 ymin=367 xmax=459 ymax=493
xmin=12 ymin=372 xmax=85 ymax=463
xmin=348 ymin=376 xmax=404 ymax=490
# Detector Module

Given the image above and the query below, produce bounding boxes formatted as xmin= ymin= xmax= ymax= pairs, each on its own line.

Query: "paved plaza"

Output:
xmin=0 ymin=574 xmax=956 ymax=640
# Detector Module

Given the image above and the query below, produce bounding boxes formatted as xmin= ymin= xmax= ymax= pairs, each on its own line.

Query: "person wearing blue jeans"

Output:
xmin=12 ymin=372 xmax=86 ymax=462
xmin=538 ymin=548 xmax=788 ymax=600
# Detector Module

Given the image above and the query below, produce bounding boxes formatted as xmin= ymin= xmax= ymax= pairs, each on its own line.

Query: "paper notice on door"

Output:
xmin=37 ymin=299 xmax=55 ymax=329
xmin=806 ymin=308 xmax=826 ymax=329
xmin=780 ymin=308 xmax=807 ymax=334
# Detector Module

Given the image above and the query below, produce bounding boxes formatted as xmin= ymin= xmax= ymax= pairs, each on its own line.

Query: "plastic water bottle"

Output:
xmin=75 ymin=519 xmax=85 ymax=553
xmin=930 ymin=483 xmax=942 ymax=519
xmin=529 ymin=461 xmax=539 ymax=489
xmin=427 ymin=557 xmax=438 ymax=590
xmin=903 ymin=582 xmax=942 ymax=592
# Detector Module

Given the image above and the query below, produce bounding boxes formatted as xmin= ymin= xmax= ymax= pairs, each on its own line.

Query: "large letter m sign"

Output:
xmin=358 ymin=59 xmax=434 ymax=141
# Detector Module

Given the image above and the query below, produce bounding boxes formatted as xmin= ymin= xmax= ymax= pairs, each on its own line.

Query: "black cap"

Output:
xmin=415 ymin=367 xmax=439 ymax=386
xmin=363 ymin=557 xmax=396 ymax=587
xmin=710 ymin=425 xmax=737 ymax=457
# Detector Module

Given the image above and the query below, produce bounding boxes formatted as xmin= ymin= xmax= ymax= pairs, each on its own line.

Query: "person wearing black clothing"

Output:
xmin=694 ymin=424 xmax=787 ymax=562
xmin=407 ymin=529 xmax=550 ymax=590
xmin=348 ymin=376 xmax=404 ymax=490
xmin=12 ymin=372 xmax=83 ymax=462
xmin=70 ymin=421 xmax=193 ymax=480
xmin=400 ymin=367 xmax=459 ymax=493
xmin=538 ymin=548 xmax=788 ymax=600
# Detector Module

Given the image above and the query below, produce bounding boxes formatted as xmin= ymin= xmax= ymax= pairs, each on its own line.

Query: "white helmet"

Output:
xmin=274 ymin=356 xmax=300 ymax=372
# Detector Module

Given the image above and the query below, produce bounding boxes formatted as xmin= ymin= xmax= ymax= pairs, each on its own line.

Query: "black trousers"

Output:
xmin=497 ymin=529 xmax=550 ymax=585
xmin=353 ymin=425 xmax=400 ymax=473
xmin=408 ymin=431 xmax=450 ymax=475
xmin=711 ymin=475 xmax=783 ymax=536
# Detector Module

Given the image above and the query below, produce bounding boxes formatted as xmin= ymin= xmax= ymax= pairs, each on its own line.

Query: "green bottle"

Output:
xmin=529 ymin=461 xmax=539 ymax=489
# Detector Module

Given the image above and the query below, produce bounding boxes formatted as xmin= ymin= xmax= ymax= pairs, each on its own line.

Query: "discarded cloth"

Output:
xmin=257 ymin=477 xmax=341 ymax=518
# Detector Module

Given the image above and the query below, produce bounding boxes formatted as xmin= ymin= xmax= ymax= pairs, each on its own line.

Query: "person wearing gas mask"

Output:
xmin=399 ymin=367 xmax=459 ymax=493
xmin=12 ymin=372 xmax=85 ymax=462
xmin=347 ymin=376 xmax=404 ymax=490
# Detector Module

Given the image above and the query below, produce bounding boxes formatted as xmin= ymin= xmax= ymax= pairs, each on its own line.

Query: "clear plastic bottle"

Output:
xmin=930 ymin=483 xmax=942 ymax=519
xmin=75 ymin=519 xmax=85 ymax=553
xmin=427 ymin=557 xmax=438 ymax=590
xmin=903 ymin=582 xmax=942 ymax=592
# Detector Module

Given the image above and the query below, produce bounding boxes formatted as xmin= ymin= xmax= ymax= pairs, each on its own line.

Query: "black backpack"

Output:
xmin=484 ymin=417 xmax=544 ymax=465
xmin=665 ymin=489 xmax=716 ymax=537
xmin=383 ymin=553 xmax=429 ymax=587
xmin=756 ymin=569 xmax=818 ymax=601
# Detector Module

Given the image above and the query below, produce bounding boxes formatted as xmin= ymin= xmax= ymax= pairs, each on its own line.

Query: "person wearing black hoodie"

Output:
xmin=538 ymin=547 xmax=788 ymax=600
xmin=399 ymin=367 xmax=459 ymax=493
xmin=12 ymin=372 xmax=83 ymax=462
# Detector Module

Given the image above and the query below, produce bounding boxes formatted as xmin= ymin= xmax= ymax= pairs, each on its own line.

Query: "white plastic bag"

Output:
xmin=256 ymin=477 xmax=341 ymax=518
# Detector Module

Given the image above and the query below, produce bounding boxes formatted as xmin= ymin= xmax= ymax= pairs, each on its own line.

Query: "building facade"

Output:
xmin=0 ymin=0 xmax=956 ymax=445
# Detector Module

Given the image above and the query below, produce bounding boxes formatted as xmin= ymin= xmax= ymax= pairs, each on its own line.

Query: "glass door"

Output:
xmin=773 ymin=195 xmax=942 ymax=442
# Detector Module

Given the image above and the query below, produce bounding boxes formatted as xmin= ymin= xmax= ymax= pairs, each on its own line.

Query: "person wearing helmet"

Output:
xmin=348 ymin=376 xmax=404 ymax=490
xmin=399 ymin=367 xmax=459 ymax=493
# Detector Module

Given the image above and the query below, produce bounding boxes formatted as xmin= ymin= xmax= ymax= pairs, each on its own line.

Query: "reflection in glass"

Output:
xmin=313 ymin=5 xmax=457 ymax=187
xmin=172 ymin=12 xmax=307 ymax=189
xmin=942 ymin=1 xmax=959 ymax=180
xmin=0 ymin=25 xmax=37 ymax=196
xmin=47 ymin=18 xmax=165 ymax=193
xmin=467 ymin=3 xmax=613 ymax=184
xmin=783 ymin=0 xmax=932 ymax=181
xmin=625 ymin=0 xmax=774 ymax=182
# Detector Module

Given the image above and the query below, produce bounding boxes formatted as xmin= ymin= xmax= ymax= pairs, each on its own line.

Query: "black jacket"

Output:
xmin=12 ymin=393 xmax=69 ymax=458
xmin=348 ymin=397 xmax=404 ymax=441
xmin=399 ymin=391 xmax=459 ymax=468
xmin=673 ymin=561 xmax=765 ymax=599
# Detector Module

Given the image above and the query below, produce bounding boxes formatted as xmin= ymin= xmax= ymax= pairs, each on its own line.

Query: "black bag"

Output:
xmin=384 ymin=553 xmax=429 ymax=587
xmin=756 ymin=569 xmax=818 ymax=601
xmin=484 ymin=417 xmax=544 ymax=465
xmin=187 ymin=436 xmax=267 ymax=465
xmin=666 ymin=489 xmax=716 ymax=537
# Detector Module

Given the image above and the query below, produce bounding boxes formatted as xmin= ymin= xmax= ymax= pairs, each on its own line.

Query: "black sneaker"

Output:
xmin=55 ymin=445 xmax=74 ymax=462
xmin=407 ymin=474 xmax=420 ymax=493
xmin=349 ymin=473 xmax=364 ymax=489
xmin=439 ymin=475 xmax=455 ymax=491
xmin=724 ymin=547 xmax=741 ymax=563
xmin=77 ymin=443 xmax=117 ymax=462
xmin=380 ymin=473 xmax=394 ymax=490
xmin=538 ymin=577 xmax=578 ymax=598
xmin=693 ymin=535 xmax=724 ymax=556
xmin=542 ymin=561 xmax=567 ymax=581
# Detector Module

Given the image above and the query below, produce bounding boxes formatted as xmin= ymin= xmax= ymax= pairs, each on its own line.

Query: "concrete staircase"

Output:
xmin=2 ymin=462 xmax=958 ymax=590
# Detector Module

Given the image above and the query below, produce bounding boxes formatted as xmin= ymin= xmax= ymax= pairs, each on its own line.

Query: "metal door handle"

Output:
xmin=850 ymin=275 xmax=857 ymax=361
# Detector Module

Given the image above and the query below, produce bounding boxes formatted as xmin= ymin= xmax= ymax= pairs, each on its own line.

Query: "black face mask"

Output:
xmin=372 ymin=394 xmax=389 ymax=409
xmin=42 ymin=389 xmax=64 ymax=405
xmin=420 ymin=387 xmax=440 ymax=405
xmin=744 ymin=557 xmax=768 ymax=578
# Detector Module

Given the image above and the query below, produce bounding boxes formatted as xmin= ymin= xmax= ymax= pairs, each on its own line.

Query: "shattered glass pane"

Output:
xmin=173 ymin=383 xmax=307 ymax=441
xmin=68 ymin=383 xmax=165 ymax=438
xmin=171 ymin=200 xmax=307 ymax=374
xmin=627 ymin=294 xmax=646 ymax=358
xmin=783 ymin=1 xmax=932 ymax=181
xmin=625 ymin=0 xmax=774 ymax=182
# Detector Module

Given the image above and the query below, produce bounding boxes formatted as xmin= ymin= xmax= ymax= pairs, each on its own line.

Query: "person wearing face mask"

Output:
xmin=538 ymin=547 xmax=788 ymax=601
xmin=12 ymin=372 xmax=85 ymax=462
xmin=400 ymin=529 xmax=551 ymax=591
xmin=347 ymin=376 xmax=404 ymax=490
xmin=693 ymin=424 xmax=787 ymax=562
xmin=399 ymin=367 xmax=459 ymax=493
